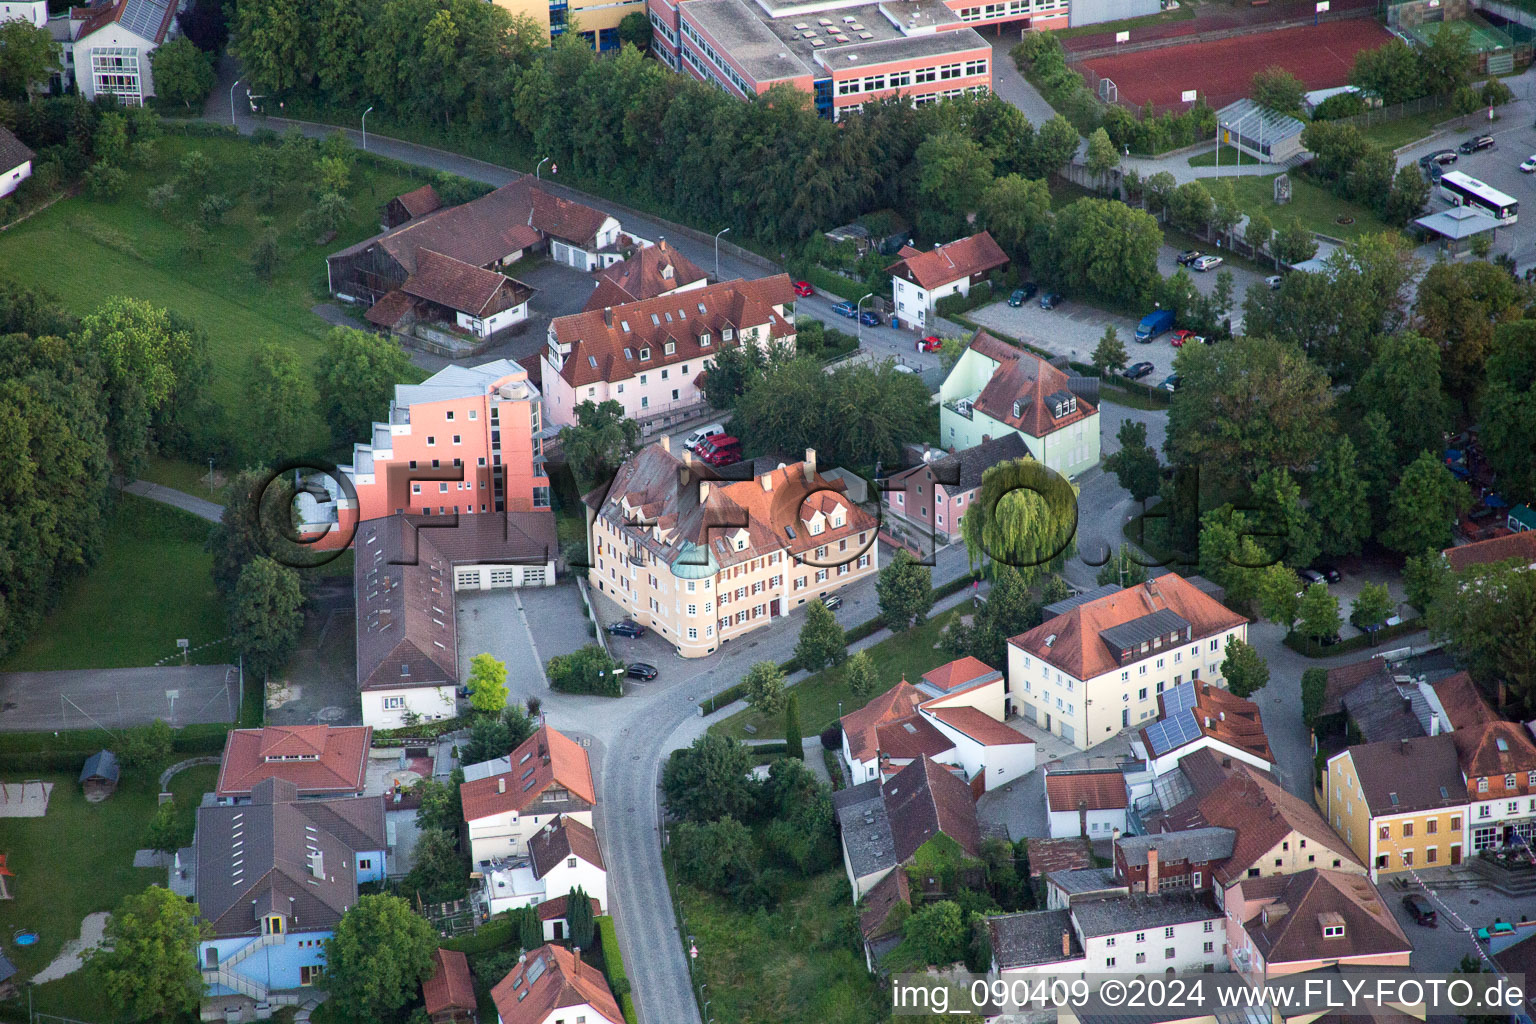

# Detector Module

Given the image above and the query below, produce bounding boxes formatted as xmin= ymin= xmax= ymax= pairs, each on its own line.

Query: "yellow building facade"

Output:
xmin=1325 ymin=736 xmax=1467 ymax=880
xmin=492 ymin=0 xmax=644 ymax=51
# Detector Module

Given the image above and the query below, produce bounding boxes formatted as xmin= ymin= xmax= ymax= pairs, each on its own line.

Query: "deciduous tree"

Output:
xmin=1271 ymin=217 xmax=1317 ymax=266
xmin=1350 ymin=582 xmax=1395 ymax=631
xmin=315 ymin=327 xmax=413 ymax=446
xmin=795 ymin=599 xmax=846 ymax=671
xmin=558 ymin=399 xmax=641 ymax=490
xmin=1251 ymin=65 xmax=1305 ymax=113
xmin=784 ymin=692 xmax=803 ymax=760
xmin=323 ymin=894 xmax=438 ymax=1021
xmin=959 ymin=458 xmax=1077 ymax=580
xmin=85 ymin=886 xmax=205 ymax=1021
xmin=1096 ymin=544 xmax=1148 ymax=588
xmin=877 ymin=549 xmax=934 ymax=630
xmin=1091 ymin=325 xmax=1127 ymax=376
xmin=1297 ymin=583 xmax=1342 ymax=644
xmin=744 ymin=660 xmax=787 ymax=715
xmin=662 ymin=733 xmax=755 ymax=822
xmin=466 ymin=653 xmax=509 ymax=715
xmin=1221 ymin=636 xmax=1270 ymax=698
xmin=1309 ymin=437 xmax=1371 ymax=559
xmin=1256 ymin=563 xmax=1302 ymax=631
xmin=1085 ymin=126 xmax=1119 ymax=190
xmin=0 ymin=20 xmax=61 ymax=101
xmin=1428 ymin=561 xmax=1536 ymax=713
xmin=1415 ymin=257 xmax=1522 ymax=406
xmin=1043 ymin=197 xmax=1162 ymax=306
xmin=1383 ymin=451 xmax=1470 ymax=556
xmin=980 ymin=173 xmax=1052 ymax=264
xmin=1103 ymin=420 xmax=1160 ymax=503
xmin=151 ymin=37 xmax=215 ymax=109
xmin=845 ymin=649 xmax=878 ymax=700
xmin=546 ymin=644 xmax=624 ymax=696
xmin=1352 ymin=330 xmax=1450 ymax=467
xmin=243 ymin=342 xmax=318 ymax=467
xmin=1478 ymin=321 xmax=1536 ymax=500
xmin=229 ymin=556 xmax=305 ymax=680
xmin=1301 ymin=667 xmax=1329 ymax=727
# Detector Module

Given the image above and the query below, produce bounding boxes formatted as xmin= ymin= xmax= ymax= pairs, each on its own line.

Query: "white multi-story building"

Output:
xmin=1071 ymin=894 xmax=1228 ymax=974
xmin=62 ymin=0 xmax=178 ymax=106
xmin=887 ymin=231 xmax=1008 ymax=330
xmin=460 ymin=726 xmax=597 ymax=866
xmin=1007 ymin=576 xmax=1249 ymax=750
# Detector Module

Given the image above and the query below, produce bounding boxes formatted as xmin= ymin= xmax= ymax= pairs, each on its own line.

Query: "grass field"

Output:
xmin=671 ymin=866 xmax=881 ymax=1024
xmin=1359 ymin=109 xmax=1447 ymax=151
xmin=0 ymin=494 xmax=228 ymax=672
xmin=1187 ymin=144 xmax=1262 ymax=168
xmin=138 ymin=454 xmax=227 ymax=500
xmin=1215 ymin=173 xmax=1391 ymax=240
xmin=0 ymin=763 xmax=219 ymax=1022
xmin=711 ymin=609 xmax=959 ymax=741
xmin=0 ymin=131 xmax=426 ymax=454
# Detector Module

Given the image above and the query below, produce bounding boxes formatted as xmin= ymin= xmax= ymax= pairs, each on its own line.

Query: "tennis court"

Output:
xmin=1080 ymin=18 xmax=1395 ymax=112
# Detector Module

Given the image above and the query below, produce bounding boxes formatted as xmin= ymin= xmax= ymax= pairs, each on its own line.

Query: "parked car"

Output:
xmin=858 ymin=310 xmax=880 ymax=326
xmin=626 ymin=662 xmax=659 ymax=681
xmin=893 ymin=363 xmax=918 ymax=374
xmin=1176 ymin=250 xmax=1203 ymax=266
xmin=916 ymin=336 xmax=943 ymax=353
xmin=1009 ymin=282 xmax=1038 ymax=306
xmin=682 ymin=423 xmax=725 ymax=452
xmin=1039 ymin=292 xmax=1064 ymax=310
xmin=1123 ymin=361 xmax=1156 ymax=380
xmin=1313 ymin=563 xmax=1342 ymax=583
xmin=1522 ymin=155 xmax=1536 ymax=174
xmin=792 ymin=280 xmax=814 ymax=297
xmin=1192 ymin=255 xmax=1223 ymax=272
xmin=1266 ymin=274 xmax=1284 ymax=290
xmin=1419 ymin=149 xmax=1458 ymax=168
xmin=1160 ymin=373 xmax=1181 ymax=392
xmin=1297 ymin=568 xmax=1327 ymax=587
xmin=822 ymin=594 xmax=843 ymax=611
xmin=696 ymin=434 xmax=743 ymax=466
xmin=1402 ymin=895 xmax=1437 ymax=927
xmin=607 ymin=619 xmax=645 ymax=638
xmin=1170 ymin=329 xmax=1204 ymax=348
xmin=1459 ymin=135 xmax=1495 ymax=154
xmin=1135 ymin=309 xmax=1175 ymax=343
xmin=831 ymin=300 xmax=858 ymax=318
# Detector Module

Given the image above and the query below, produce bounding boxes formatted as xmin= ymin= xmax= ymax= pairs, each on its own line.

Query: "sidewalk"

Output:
xmin=121 ymin=479 xmax=224 ymax=523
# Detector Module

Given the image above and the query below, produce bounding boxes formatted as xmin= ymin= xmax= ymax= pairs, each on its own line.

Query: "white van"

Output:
xmin=682 ymin=423 xmax=725 ymax=452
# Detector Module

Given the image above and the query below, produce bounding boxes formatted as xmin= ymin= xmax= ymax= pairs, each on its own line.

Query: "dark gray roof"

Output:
xmin=0 ymin=951 xmax=15 ymax=984
xmin=0 ymin=127 xmax=34 ymax=173
xmin=1099 ymin=609 xmax=1192 ymax=654
xmin=989 ymin=910 xmax=1082 ymax=969
xmin=80 ymin=749 xmax=119 ymax=783
xmin=194 ymin=777 xmax=386 ymax=938
xmin=1045 ymin=867 xmax=1125 ymax=896
xmin=1071 ymin=893 xmax=1222 ymax=939
xmin=1116 ymin=826 xmax=1235 ymax=867
xmin=1344 ymin=733 xmax=1466 ymax=815
xmin=895 ymin=433 xmax=1030 ymax=494
xmin=1043 ymin=584 xmax=1122 ymax=619
xmin=832 ymin=780 xmax=896 ymax=880
xmin=1183 ymin=575 xmax=1225 ymax=603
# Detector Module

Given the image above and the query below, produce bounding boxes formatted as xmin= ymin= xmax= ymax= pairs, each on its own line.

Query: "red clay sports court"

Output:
xmin=1079 ymin=19 xmax=1395 ymax=112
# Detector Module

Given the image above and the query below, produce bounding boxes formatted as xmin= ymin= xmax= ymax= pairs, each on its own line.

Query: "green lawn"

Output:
xmin=0 ymin=762 xmax=219 ymax=1023
xmin=711 ymin=609 xmax=959 ymax=741
xmin=0 ymin=494 xmax=228 ymax=672
xmin=671 ymin=866 xmax=881 ymax=1024
xmin=0 ymin=131 xmax=426 ymax=454
xmin=1052 ymin=0 xmax=1197 ymax=39
xmin=1359 ymin=109 xmax=1445 ymax=151
xmin=1215 ymin=173 xmax=1392 ymax=241
xmin=1187 ymin=144 xmax=1262 ymax=168
xmin=137 ymin=454 xmax=227 ymax=500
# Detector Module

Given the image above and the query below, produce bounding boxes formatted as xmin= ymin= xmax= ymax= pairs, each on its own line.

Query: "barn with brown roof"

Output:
xmin=422 ymin=948 xmax=475 ymax=1024
xmin=939 ymin=331 xmax=1100 ymax=479
xmin=887 ymin=231 xmax=1008 ymax=330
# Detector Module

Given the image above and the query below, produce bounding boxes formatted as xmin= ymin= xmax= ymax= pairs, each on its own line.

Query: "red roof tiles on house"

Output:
xmin=921 ymin=656 xmax=1002 ymax=693
xmin=461 ymin=725 xmax=597 ymax=823
xmin=1045 ymin=770 xmax=1128 ymax=812
xmin=1188 ymin=766 xmax=1358 ymax=885
xmin=365 ymin=289 xmax=414 ymax=328
xmin=966 ymin=331 xmax=1097 ymax=438
xmin=394 ymin=184 xmax=443 ymax=221
xmin=885 ymin=756 xmax=982 ymax=862
xmin=529 ymin=815 xmax=605 ymax=879
xmin=215 ymin=725 xmax=371 ymax=799
xmin=1012 ymin=576 xmax=1248 ymax=683
xmin=925 ymin=706 xmax=1033 ymax=747
xmin=1141 ymin=683 xmax=1274 ymax=763
xmin=583 ymin=239 xmax=707 ymax=311
xmin=886 ymin=231 xmax=1008 ymax=291
xmin=422 ymin=948 xmax=475 ymax=1017
xmin=1239 ymin=869 xmax=1410 ymax=967
xmin=402 ymin=249 xmax=530 ymax=318
xmin=489 ymin=944 xmax=623 ymax=1024
xmin=1433 ymin=671 xmax=1500 ymax=731
xmin=841 ymin=682 xmax=928 ymax=764
xmin=1442 ymin=531 xmax=1536 ymax=572
xmin=1452 ymin=720 xmax=1536 ymax=782
xmin=534 ymin=893 xmax=603 ymax=922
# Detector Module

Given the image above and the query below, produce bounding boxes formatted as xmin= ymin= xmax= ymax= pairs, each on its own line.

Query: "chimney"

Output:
xmin=1078 ymin=799 xmax=1088 ymax=838
xmin=700 ymin=481 xmax=710 ymax=501
xmin=761 ymin=472 xmax=773 ymax=492
xmin=497 ymin=777 xmax=506 ymax=794
xmin=1062 ymin=930 xmax=1071 ymax=957
xmin=660 ymin=435 xmax=671 ymax=453
xmin=1147 ymin=847 xmax=1160 ymax=895
xmin=658 ymin=236 xmax=666 ymax=251
xmin=803 ymin=447 xmax=817 ymax=482
xmin=1400 ymin=738 xmax=1410 ymax=755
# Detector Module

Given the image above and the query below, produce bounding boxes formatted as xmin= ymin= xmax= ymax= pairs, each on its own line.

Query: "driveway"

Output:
xmin=454 ymin=584 xmax=596 ymax=715
xmin=267 ymin=605 xmax=361 ymax=726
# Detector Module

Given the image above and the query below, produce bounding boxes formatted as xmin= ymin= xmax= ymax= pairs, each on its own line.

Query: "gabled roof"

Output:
xmin=1452 ymin=719 xmax=1536 ymax=781
xmin=841 ymin=681 xmax=935 ymax=763
xmin=528 ymin=815 xmax=605 ymax=878
xmin=401 ymin=249 xmax=531 ymax=318
xmin=530 ymin=188 xmax=614 ymax=246
xmin=885 ymin=756 xmax=981 ymax=862
xmin=1011 ymin=576 xmax=1248 ymax=683
xmin=1181 ymin=766 xmax=1357 ymax=885
xmin=74 ymin=0 xmax=175 ymax=43
xmin=1045 ymin=769 xmax=1128 ymax=813
xmin=1140 ymin=682 xmax=1273 ymax=764
xmin=1239 ymin=869 xmax=1410 ymax=966
xmin=490 ymin=943 xmax=623 ymax=1024
xmin=963 ymin=331 xmax=1097 ymax=439
xmin=1072 ymin=892 xmax=1222 ymax=938
xmin=423 ymin=948 xmax=476 ymax=1016
xmin=1116 ymin=826 xmax=1236 ymax=868
xmin=1442 ymin=530 xmax=1536 ymax=571
xmin=216 ymin=725 xmax=372 ymax=799
xmin=1322 ymin=656 xmax=1390 ymax=718
xmin=886 ymin=231 xmax=1008 ymax=291
xmin=534 ymin=893 xmax=602 ymax=922
xmin=80 ymin=749 xmax=119 ymax=783
xmin=461 ymin=725 xmax=597 ymax=823
xmin=0 ymin=127 xmax=35 ymax=173
xmin=551 ymin=275 xmax=796 ymax=388
xmin=364 ymin=289 xmax=414 ymax=328
xmin=923 ymin=706 xmax=1032 ymax=747
xmin=1433 ymin=671 xmax=1500 ymax=731
xmin=1341 ymin=733 xmax=1465 ymax=815
xmin=584 ymin=239 xmax=706 ymax=311
xmin=393 ymin=184 xmax=443 ymax=221
xmin=859 ymin=863 xmax=911 ymax=942
xmin=888 ymin=434 xmax=1031 ymax=494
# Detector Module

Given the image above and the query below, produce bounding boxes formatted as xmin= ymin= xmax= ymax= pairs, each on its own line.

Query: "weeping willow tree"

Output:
xmin=959 ymin=457 xmax=1078 ymax=582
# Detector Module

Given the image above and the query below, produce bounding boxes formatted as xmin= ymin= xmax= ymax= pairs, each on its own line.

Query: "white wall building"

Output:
xmin=0 ymin=127 xmax=35 ymax=199
xmin=69 ymin=0 xmax=178 ymax=106
xmin=886 ymin=231 xmax=1008 ymax=330
xmin=1045 ymin=768 xmax=1129 ymax=839
xmin=1 ymin=0 xmax=47 ymax=27
xmin=460 ymin=726 xmax=598 ymax=867
xmin=1071 ymin=895 xmax=1228 ymax=974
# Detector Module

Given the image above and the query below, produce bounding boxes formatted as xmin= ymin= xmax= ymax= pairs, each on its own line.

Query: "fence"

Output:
xmin=1064 ymin=4 xmax=1374 ymax=61
xmin=1330 ymin=91 xmax=1450 ymax=132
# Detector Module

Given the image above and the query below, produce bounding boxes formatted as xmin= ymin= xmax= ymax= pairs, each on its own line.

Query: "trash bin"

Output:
xmin=889 ymin=314 xmax=898 ymax=328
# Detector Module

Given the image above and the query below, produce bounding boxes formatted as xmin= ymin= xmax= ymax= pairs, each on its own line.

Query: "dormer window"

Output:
xmin=832 ymin=512 xmax=844 ymax=528
xmin=665 ymin=341 xmax=676 ymax=355
xmin=701 ymin=334 xmax=712 ymax=347
xmin=1507 ymin=773 xmax=1518 ymax=788
xmin=1012 ymin=400 xmax=1021 ymax=418
xmin=1322 ymin=924 xmax=1345 ymax=938
xmin=640 ymin=347 xmax=651 ymax=360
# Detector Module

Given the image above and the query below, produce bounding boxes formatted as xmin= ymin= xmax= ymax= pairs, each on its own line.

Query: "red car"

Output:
xmin=696 ymin=435 xmax=743 ymax=467
xmin=792 ymin=281 xmax=814 ymax=298
xmin=1170 ymin=329 xmax=1204 ymax=347
xmin=916 ymin=336 xmax=942 ymax=353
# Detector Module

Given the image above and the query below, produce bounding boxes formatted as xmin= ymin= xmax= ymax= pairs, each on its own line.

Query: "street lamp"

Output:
xmin=536 ymin=156 xmax=551 ymax=180
xmin=361 ymin=106 xmax=374 ymax=151
xmin=229 ymin=77 xmax=242 ymax=126
xmin=713 ymin=227 xmax=731 ymax=280
xmin=856 ymin=292 xmax=874 ymax=343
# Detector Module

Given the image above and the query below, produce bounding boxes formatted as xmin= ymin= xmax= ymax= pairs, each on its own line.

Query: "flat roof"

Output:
xmin=1415 ymin=205 xmax=1501 ymax=240
xmin=685 ymin=0 xmax=813 ymax=83
xmin=812 ymin=24 xmax=989 ymax=72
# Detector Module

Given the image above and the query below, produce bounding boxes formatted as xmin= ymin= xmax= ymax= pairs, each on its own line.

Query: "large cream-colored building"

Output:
xmin=585 ymin=441 xmax=878 ymax=657
xmin=493 ymin=0 xmax=643 ymax=51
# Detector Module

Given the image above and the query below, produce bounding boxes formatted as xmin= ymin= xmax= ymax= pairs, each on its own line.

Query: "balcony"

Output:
xmin=943 ymin=394 xmax=978 ymax=421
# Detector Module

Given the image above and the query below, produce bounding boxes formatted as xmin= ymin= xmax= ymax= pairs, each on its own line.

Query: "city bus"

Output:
xmin=1440 ymin=170 xmax=1519 ymax=225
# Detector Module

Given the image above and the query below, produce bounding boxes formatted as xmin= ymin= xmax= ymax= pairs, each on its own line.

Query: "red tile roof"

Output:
xmin=394 ymin=184 xmax=443 ymax=221
xmin=461 ymin=725 xmax=597 ymax=823
xmin=74 ymin=0 xmax=175 ymax=42
xmin=1452 ymin=720 xmax=1536 ymax=781
xmin=402 ymin=249 xmax=531 ymax=317
xmin=490 ymin=944 xmax=623 ymax=1024
xmin=925 ymin=706 xmax=1033 ymax=747
xmin=1045 ymin=770 xmax=1128 ymax=812
xmin=1442 ymin=531 xmax=1536 ymax=572
xmin=1141 ymin=683 xmax=1273 ymax=763
xmin=966 ymin=331 xmax=1097 ymax=438
xmin=534 ymin=893 xmax=602 ymax=922
xmin=530 ymin=189 xmax=613 ymax=247
xmin=920 ymin=656 xmax=1001 ymax=693
xmin=529 ymin=815 xmax=605 ymax=879
xmin=215 ymin=726 xmax=371 ymax=799
xmin=841 ymin=681 xmax=927 ymax=763
xmin=885 ymin=756 xmax=982 ymax=861
xmin=1240 ymin=869 xmax=1409 ymax=966
xmin=886 ymin=231 xmax=1008 ymax=291
xmin=583 ymin=239 xmax=707 ymax=311
xmin=859 ymin=865 xmax=911 ymax=941
xmin=364 ymin=289 xmax=413 ymax=328
xmin=1187 ymin=766 xmax=1358 ymax=885
xmin=551 ymin=275 xmax=796 ymax=388
xmin=1433 ymin=671 xmax=1500 ymax=731
xmin=422 ymin=948 xmax=475 ymax=1016
xmin=1012 ymin=576 xmax=1248 ymax=683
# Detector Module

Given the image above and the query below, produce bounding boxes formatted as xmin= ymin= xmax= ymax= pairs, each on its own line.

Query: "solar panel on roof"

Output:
xmin=1145 ymin=710 xmax=1201 ymax=756
xmin=1163 ymin=680 xmax=1197 ymax=715
xmin=120 ymin=0 xmax=170 ymax=40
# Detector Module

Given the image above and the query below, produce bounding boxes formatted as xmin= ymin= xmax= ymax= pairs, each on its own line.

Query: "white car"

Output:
xmin=1522 ymin=155 xmax=1536 ymax=173
xmin=1192 ymin=255 xmax=1223 ymax=272
xmin=1266 ymin=274 xmax=1283 ymax=290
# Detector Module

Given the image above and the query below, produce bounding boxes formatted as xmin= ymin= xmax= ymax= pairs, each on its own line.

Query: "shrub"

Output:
xmin=819 ymin=725 xmax=842 ymax=750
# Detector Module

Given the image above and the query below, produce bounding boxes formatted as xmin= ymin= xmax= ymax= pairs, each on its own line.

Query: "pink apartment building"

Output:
xmin=298 ymin=359 xmax=551 ymax=551
xmin=883 ymin=434 xmax=1029 ymax=542
xmin=649 ymin=0 xmax=996 ymax=120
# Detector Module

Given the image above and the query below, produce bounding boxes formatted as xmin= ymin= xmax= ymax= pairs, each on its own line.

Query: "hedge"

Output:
xmin=0 ymin=722 xmax=228 ymax=773
xmin=800 ymin=265 xmax=867 ymax=303
xmin=934 ymin=282 xmax=994 ymax=319
xmin=596 ymin=916 xmax=638 ymax=1024
xmin=372 ymin=717 xmax=464 ymax=742
xmin=1282 ymin=618 xmax=1425 ymax=659
xmin=440 ymin=916 xmax=517 ymax=955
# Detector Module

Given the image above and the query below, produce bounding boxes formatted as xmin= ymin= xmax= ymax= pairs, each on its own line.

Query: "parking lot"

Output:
xmin=1401 ymin=115 xmax=1536 ymax=267
xmin=454 ymin=583 xmax=595 ymax=710
xmin=1379 ymin=873 xmax=1534 ymax=971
